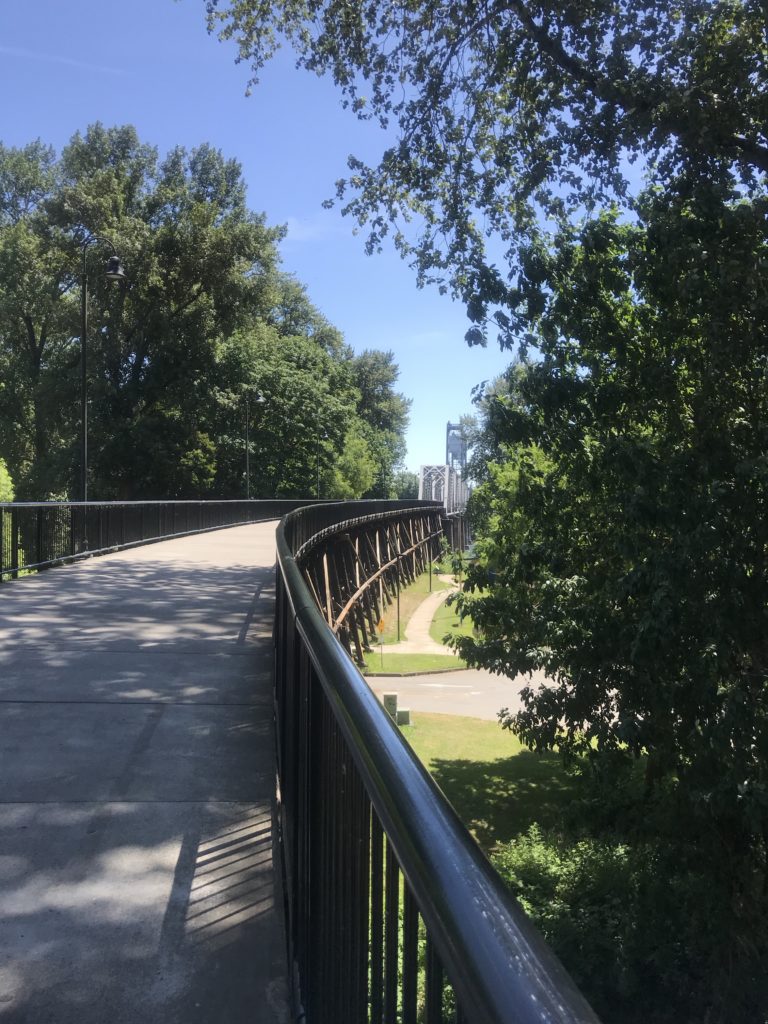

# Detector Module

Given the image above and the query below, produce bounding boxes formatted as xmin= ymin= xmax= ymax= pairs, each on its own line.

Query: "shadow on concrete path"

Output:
xmin=0 ymin=524 xmax=289 ymax=1024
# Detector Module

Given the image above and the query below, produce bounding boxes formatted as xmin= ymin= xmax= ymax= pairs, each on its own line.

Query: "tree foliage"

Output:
xmin=350 ymin=349 xmax=410 ymax=496
xmin=392 ymin=468 xmax=418 ymax=500
xmin=205 ymin=2 xmax=768 ymax=1016
xmin=0 ymin=124 xmax=410 ymax=500
xmin=0 ymin=457 xmax=12 ymax=501
xmin=207 ymin=0 xmax=768 ymax=342
xmin=455 ymin=192 xmax=768 ymax=1018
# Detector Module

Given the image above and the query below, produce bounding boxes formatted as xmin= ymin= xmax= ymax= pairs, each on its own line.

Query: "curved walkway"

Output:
xmin=368 ymin=575 xmax=546 ymax=721
xmin=381 ymin=576 xmax=459 ymax=656
xmin=0 ymin=524 xmax=288 ymax=1024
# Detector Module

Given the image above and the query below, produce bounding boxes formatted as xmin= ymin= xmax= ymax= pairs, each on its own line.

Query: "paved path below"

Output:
xmin=0 ymin=524 xmax=288 ymax=1024
xmin=369 ymin=574 xmax=549 ymax=720
xmin=380 ymin=574 xmax=460 ymax=656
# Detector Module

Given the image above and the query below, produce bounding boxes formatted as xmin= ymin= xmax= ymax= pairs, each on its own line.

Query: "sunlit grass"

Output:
xmin=429 ymin=594 xmax=475 ymax=645
xmin=361 ymin=650 xmax=466 ymax=674
xmin=401 ymin=712 xmax=576 ymax=851
xmin=375 ymin=570 xmax=450 ymax=645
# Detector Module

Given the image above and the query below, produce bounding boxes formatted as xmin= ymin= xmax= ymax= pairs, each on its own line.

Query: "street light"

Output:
xmin=245 ymin=390 xmax=266 ymax=499
xmin=316 ymin=426 xmax=328 ymax=500
xmin=80 ymin=235 xmax=125 ymax=504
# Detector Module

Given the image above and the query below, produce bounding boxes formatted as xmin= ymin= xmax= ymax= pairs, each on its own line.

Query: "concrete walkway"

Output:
xmin=368 ymin=575 xmax=549 ymax=721
xmin=382 ymin=575 xmax=459 ymax=656
xmin=0 ymin=524 xmax=288 ymax=1024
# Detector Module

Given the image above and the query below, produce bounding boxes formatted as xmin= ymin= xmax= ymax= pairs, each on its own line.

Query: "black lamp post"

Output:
xmin=316 ymin=432 xmax=321 ymax=499
xmin=316 ymin=426 xmax=328 ymax=500
xmin=245 ymin=390 xmax=266 ymax=499
xmin=80 ymin=236 xmax=125 ymax=504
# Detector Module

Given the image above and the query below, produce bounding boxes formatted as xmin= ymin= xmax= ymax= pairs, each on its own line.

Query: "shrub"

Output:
xmin=0 ymin=459 xmax=13 ymax=502
xmin=492 ymin=823 xmax=768 ymax=1024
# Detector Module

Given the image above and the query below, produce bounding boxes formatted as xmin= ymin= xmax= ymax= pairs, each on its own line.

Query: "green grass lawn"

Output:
xmin=429 ymin=593 xmax=475 ymax=645
xmin=376 ymin=569 xmax=450 ymax=644
xmin=401 ymin=712 xmax=577 ymax=850
xmin=431 ymin=556 xmax=460 ymax=578
xmin=361 ymin=650 xmax=467 ymax=674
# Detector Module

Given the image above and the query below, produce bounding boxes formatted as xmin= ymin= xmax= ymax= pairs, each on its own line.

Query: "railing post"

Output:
xmin=36 ymin=507 xmax=44 ymax=568
xmin=396 ymin=553 xmax=401 ymax=642
xmin=10 ymin=505 xmax=19 ymax=580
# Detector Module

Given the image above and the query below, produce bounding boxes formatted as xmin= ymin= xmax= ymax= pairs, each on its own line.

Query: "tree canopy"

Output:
xmin=0 ymin=124 xmax=410 ymax=500
xmin=350 ymin=349 xmax=411 ymax=496
xmin=205 ymin=2 xmax=768 ymax=1017
xmin=454 ymin=183 xmax=768 ymax=1022
xmin=207 ymin=0 xmax=767 ymax=342
xmin=0 ymin=457 xmax=12 ymax=502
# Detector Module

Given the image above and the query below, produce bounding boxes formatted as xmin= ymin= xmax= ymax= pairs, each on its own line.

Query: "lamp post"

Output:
xmin=245 ymin=390 xmax=266 ymax=499
xmin=79 ymin=235 xmax=125 ymax=504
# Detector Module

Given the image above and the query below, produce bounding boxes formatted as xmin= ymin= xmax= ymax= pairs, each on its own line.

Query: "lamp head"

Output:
xmin=104 ymin=255 xmax=126 ymax=283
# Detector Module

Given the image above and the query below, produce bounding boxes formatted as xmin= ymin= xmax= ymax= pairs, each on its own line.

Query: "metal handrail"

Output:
xmin=275 ymin=500 xmax=600 ymax=1024
xmin=0 ymin=499 xmax=327 ymax=581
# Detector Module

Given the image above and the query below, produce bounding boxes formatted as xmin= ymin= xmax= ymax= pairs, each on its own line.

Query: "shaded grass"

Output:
xmin=362 ymin=651 xmax=467 ymax=674
xmin=401 ymin=712 xmax=578 ymax=851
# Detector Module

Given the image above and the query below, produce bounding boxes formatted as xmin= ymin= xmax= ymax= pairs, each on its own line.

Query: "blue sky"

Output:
xmin=0 ymin=0 xmax=513 ymax=473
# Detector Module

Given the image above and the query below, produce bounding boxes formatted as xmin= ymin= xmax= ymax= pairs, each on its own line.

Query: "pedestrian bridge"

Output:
xmin=0 ymin=501 xmax=598 ymax=1024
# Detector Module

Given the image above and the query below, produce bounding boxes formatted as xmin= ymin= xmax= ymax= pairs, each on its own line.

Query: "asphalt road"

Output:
xmin=368 ymin=667 xmax=550 ymax=721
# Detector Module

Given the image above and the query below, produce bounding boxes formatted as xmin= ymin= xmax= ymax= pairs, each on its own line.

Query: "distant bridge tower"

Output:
xmin=446 ymin=422 xmax=467 ymax=473
xmin=418 ymin=464 xmax=468 ymax=513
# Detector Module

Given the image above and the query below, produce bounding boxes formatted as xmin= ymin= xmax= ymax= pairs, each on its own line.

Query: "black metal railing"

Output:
xmin=0 ymin=499 xmax=319 ymax=581
xmin=275 ymin=501 xmax=600 ymax=1024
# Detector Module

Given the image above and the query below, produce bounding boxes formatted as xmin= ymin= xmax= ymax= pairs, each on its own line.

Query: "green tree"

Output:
xmin=327 ymin=425 xmax=377 ymax=499
xmin=463 ymin=365 xmax=529 ymax=486
xmin=207 ymin=0 xmax=767 ymax=343
xmin=455 ymin=195 xmax=768 ymax=1018
xmin=268 ymin=272 xmax=348 ymax=356
xmin=215 ymin=324 xmax=360 ymax=498
xmin=0 ymin=457 xmax=13 ymax=501
xmin=350 ymin=349 xmax=410 ymax=496
xmin=0 ymin=125 xmax=288 ymax=499
xmin=0 ymin=128 xmax=413 ymax=502
xmin=392 ymin=469 xmax=418 ymax=500
xmin=0 ymin=139 xmax=73 ymax=497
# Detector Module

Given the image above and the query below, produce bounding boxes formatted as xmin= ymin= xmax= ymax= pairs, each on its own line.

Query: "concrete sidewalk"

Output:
xmin=0 ymin=524 xmax=288 ymax=1023
xmin=381 ymin=575 xmax=460 ymax=656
